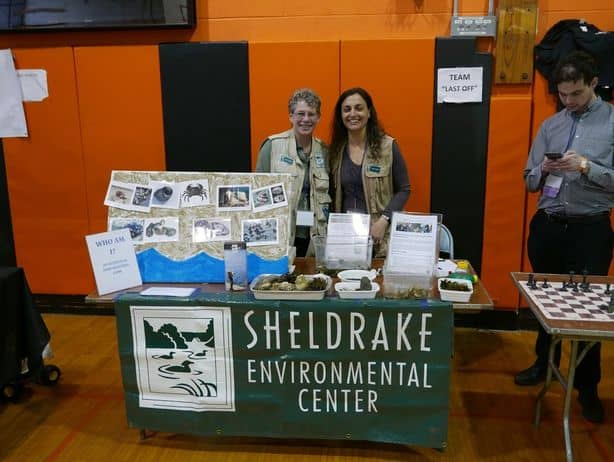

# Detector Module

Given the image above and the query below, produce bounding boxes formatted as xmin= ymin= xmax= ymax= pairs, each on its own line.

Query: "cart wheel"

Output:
xmin=39 ymin=365 xmax=61 ymax=386
xmin=2 ymin=383 xmax=22 ymax=401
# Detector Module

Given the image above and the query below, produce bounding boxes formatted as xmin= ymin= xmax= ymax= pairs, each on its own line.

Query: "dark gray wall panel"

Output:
xmin=160 ymin=42 xmax=251 ymax=172
xmin=431 ymin=37 xmax=492 ymax=275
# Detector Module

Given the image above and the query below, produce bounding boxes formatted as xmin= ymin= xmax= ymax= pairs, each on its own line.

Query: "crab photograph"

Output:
xmin=178 ymin=179 xmax=210 ymax=208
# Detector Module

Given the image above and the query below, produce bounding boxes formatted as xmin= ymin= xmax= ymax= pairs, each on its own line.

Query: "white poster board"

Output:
xmin=85 ymin=228 xmax=142 ymax=295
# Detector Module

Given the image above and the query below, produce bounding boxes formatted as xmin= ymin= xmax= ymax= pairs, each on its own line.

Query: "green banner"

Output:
xmin=115 ymin=293 xmax=453 ymax=449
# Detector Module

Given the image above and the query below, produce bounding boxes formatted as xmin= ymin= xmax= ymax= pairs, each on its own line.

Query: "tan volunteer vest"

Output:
xmin=332 ymin=135 xmax=394 ymax=257
xmin=268 ymin=130 xmax=331 ymax=252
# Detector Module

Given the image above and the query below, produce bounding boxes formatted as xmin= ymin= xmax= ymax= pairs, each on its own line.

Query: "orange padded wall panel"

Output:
xmin=339 ymin=39 xmax=434 ymax=213
xmin=3 ymin=48 xmax=91 ymax=293
xmin=481 ymin=94 xmax=532 ymax=309
xmin=75 ymin=46 xmax=166 ymax=237
xmin=248 ymin=41 xmax=340 ymax=168
xmin=522 ymin=73 xmax=557 ymax=275
xmin=201 ymin=0 xmax=487 ymax=42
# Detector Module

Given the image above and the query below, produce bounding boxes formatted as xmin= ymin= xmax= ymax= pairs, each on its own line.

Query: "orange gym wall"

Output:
xmin=74 ymin=46 xmax=166 ymax=235
xmin=1 ymin=1 xmax=613 ymax=302
xmin=339 ymin=39 xmax=434 ymax=215
xmin=248 ymin=41 xmax=340 ymax=168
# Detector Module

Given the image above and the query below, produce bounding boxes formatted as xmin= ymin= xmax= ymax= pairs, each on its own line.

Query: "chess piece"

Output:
xmin=581 ymin=270 xmax=591 ymax=292
xmin=566 ymin=271 xmax=575 ymax=288
xmin=609 ymin=292 xmax=614 ymax=314
xmin=572 ymin=281 xmax=579 ymax=292
xmin=527 ymin=273 xmax=534 ymax=288
xmin=606 ymin=283 xmax=611 ymax=296
xmin=542 ymin=278 xmax=549 ymax=289
xmin=559 ymin=280 xmax=567 ymax=292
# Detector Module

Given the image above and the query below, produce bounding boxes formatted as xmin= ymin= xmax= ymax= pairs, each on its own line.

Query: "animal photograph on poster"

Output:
xmin=178 ymin=179 xmax=210 ymax=208
xmin=217 ymin=184 xmax=252 ymax=212
xmin=242 ymin=218 xmax=279 ymax=246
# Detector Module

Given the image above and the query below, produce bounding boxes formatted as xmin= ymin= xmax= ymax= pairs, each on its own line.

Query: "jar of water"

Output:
xmin=224 ymin=241 xmax=247 ymax=291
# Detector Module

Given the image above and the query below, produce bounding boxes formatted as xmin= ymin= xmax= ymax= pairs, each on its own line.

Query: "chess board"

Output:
xmin=520 ymin=281 xmax=614 ymax=322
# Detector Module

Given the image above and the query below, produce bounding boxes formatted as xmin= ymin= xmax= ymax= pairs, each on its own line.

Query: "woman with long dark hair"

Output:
xmin=329 ymin=87 xmax=410 ymax=257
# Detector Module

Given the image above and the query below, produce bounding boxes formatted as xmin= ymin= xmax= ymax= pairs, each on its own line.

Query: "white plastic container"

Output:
xmin=438 ymin=277 xmax=473 ymax=302
xmin=312 ymin=235 xmax=373 ymax=270
xmin=337 ymin=269 xmax=377 ymax=282
xmin=335 ymin=281 xmax=380 ymax=299
xmin=250 ymin=274 xmax=332 ymax=300
xmin=382 ymin=266 xmax=433 ymax=299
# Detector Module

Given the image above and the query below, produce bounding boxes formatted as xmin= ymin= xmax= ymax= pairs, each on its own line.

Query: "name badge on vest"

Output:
xmin=367 ymin=165 xmax=381 ymax=173
xmin=315 ymin=154 xmax=324 ymax=168
xmin=280 ymin=155 xmax=294 ymax=165
xmin=296 ymin=210 xmax=315 ymax=227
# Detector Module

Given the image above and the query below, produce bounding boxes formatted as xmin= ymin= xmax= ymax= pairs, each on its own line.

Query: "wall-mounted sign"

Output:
xmin=436 ymin=67 xmax=483 ymax=104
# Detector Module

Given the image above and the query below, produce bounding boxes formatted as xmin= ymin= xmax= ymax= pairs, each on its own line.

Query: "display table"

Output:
xmin=88 ymin=258 xmax=493 ymax=312
xmin=114 ymin=288 xmax=454 ymax=448
xmin=511 ymin=272 xmax=614 ymax=462
xmin=0 ymin=267 xmax=51 ymax=391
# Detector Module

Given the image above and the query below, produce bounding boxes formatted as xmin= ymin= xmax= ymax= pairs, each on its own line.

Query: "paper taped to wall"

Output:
xmin=0 ymin=49 xmax=28 ymax=138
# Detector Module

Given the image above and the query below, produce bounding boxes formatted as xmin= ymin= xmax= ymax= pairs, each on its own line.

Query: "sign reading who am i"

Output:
xmin=437 ymin=67 xmax=483 ymax=104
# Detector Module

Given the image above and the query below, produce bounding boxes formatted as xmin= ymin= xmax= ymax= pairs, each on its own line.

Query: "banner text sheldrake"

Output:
xmin=243 ymin=310 xmax=433 ymax=351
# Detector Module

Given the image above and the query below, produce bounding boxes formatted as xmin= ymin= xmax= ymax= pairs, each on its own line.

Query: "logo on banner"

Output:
xmin=130 ymin=306 xmax=235 ymax=412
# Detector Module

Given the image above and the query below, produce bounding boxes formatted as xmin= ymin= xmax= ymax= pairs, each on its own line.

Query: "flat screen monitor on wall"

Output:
xmin=0 ymin=1 xmax=196 ymax=32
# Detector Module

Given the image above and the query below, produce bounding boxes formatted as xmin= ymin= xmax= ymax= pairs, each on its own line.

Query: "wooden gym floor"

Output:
xmin=1 ymin=313 xmax=613 ymax=462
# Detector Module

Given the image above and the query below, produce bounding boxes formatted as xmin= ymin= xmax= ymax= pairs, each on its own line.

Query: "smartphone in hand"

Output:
xmin=545 ymin=151 xmax=563 ymax=160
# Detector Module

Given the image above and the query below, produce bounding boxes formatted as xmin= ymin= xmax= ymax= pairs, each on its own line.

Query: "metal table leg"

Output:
xmin=563 ymin=341 xmax=578 ymax=462
xmin=535 ymin=337 xmax=561 ymax=426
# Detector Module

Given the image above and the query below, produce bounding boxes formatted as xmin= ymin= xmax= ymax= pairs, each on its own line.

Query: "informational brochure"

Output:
xmin=325 ymin=213 xmax=371 ymax=266
xmin=85 ymin=228 xmax=142 ymax=295
xmin=387 ymin=213 xmax=439 ymax=273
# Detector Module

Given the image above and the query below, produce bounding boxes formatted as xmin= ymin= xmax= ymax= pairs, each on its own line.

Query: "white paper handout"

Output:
xmin=85 ymin=228 xmax=142 ymax=295
xmin=139 ymin=287 xmax=198 ymax=297
xmin=387 ymin=213 xmax=439 ymax=273
xmin=0 ymin=49 xmax=28 ymax=137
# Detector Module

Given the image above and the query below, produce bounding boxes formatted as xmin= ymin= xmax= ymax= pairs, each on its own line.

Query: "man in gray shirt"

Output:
xmin=514 ymin=51 xmax=613 ymax=424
